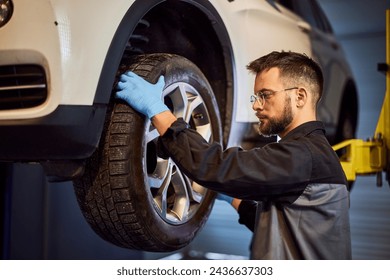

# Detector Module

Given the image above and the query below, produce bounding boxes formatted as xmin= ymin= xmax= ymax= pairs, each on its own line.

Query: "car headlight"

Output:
xmin=0 ymin=0 xmax=13 ymax=28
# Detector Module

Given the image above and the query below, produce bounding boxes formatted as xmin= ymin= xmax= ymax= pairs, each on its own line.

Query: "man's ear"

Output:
xmin=295 ymin=87 xmax=308 ymax=107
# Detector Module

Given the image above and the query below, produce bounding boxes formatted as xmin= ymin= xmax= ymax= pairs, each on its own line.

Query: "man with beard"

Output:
xmin=115 ymin=51 xmax=351 ymax=260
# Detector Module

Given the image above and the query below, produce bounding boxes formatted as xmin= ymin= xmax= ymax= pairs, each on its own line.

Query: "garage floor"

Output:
xmin=349 ymin=177 xmax=390 ymax=259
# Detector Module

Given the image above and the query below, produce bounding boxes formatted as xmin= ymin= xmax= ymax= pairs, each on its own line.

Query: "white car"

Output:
xmin=0 ymin=0 xmax=358 ymax=252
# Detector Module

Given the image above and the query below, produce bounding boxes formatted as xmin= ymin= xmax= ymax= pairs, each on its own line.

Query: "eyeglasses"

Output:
xmin=250 ymin=87 xmax=298 ymax=106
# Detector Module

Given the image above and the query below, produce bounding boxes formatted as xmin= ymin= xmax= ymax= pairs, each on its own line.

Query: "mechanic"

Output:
xmin=116 ymin=51 xmax=352 ymax=260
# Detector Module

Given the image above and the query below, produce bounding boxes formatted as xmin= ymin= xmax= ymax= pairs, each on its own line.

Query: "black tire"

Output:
xmin=336 ymin=110 xmax=356 ymax=144
xmin=73 ymin=54 xmax=222 ymax=252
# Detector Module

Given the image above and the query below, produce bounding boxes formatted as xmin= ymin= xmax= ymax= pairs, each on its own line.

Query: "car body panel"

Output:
xmin=0 ymin=0 xmax=135 ymax=120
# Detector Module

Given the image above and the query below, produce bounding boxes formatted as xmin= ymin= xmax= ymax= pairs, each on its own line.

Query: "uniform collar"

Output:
xmin=279 ymin=121 xmax=326 ymax=142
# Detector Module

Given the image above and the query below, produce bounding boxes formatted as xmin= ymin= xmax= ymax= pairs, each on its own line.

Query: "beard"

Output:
xmin=257 ymin=98 xmax=293 ymax=137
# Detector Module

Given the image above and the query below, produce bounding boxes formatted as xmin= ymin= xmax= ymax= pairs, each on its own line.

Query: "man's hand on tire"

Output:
xmin=116 ymin=71 xmax=169 ymax=119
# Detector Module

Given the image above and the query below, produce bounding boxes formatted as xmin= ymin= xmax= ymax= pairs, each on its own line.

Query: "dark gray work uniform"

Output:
xmin=158 ymin=119 xmax=351 ymax=260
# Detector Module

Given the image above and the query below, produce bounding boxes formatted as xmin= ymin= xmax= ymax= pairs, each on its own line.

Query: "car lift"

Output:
xmin=332 ymin=10 xmax=390 ymax=187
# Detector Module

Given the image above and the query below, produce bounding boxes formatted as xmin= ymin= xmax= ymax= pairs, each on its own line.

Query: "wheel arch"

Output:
xmin=92 ymin=0 xmax=164 ymax=105
xmin=94 ymin=0 xmax=235 ymax=146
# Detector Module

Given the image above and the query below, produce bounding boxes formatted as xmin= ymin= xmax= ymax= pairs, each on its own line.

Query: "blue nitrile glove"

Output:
xmin=216 ymin=193 xmax=234 ymax=204
xmin=116 ymin=71 xmax=169 ymax=119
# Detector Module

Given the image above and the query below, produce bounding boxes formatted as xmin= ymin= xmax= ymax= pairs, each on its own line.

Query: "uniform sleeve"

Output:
xmin=158 ymin=118 xmax=312 ymax=200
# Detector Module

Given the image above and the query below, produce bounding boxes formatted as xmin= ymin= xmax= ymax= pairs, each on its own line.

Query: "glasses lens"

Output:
xmin=250 ymin=94 xmax=264 ymax=106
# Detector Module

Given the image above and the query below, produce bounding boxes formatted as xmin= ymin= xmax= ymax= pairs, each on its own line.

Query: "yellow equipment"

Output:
xmin=332 ymin=10 xmax=390 ymax=187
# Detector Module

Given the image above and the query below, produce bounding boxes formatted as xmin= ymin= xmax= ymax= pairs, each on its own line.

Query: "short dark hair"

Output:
xmin=247 ymin=51 xmax=324 ymax=106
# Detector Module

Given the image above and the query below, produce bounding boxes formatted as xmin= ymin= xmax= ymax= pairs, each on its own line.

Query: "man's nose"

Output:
xmin=252 ymin=99 xmax=263 ymax=111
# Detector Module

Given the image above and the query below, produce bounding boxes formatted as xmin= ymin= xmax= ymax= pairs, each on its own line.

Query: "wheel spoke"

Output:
xmin=148 ymin=157 xmax=170 ymax=189
xmin=145 ymin=125 xmax=160 ymax=143
xmin=195 ymin=123 xmax=212 ymax=142
xmin=152 ymin=158 xmax=173 ymax=219
xmin=184 ymin=94 xmax=203 ymax=123
xmin=189 ymin=181 xmax=207 ymax=203
xmin=169 ymin=166 xmax=190 ymax=221
xmin=151 ymin=160 xmax=192 ymax=222
xmin=163 ymin=84 xmax=188 ymax=119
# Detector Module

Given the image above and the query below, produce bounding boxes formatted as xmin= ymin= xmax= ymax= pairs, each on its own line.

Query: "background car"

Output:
xmin=0 ymin=0 xmax=358 ymax=252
